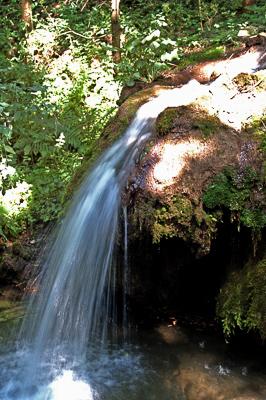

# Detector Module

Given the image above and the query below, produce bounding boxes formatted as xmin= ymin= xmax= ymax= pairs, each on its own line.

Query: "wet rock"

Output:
xmin=155 ymin=324 xmax=188 ymax=345
xmin=0 ymin=226 xmax=46 ymax=300
xmin=177 ymin=367 xmax=265 ymax=400
xmin=178 ymin=368 xmax=226 ymax=400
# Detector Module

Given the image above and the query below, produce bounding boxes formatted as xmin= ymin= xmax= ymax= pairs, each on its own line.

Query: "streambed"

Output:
xmin=0 ymin=303 xmax=265 ymax=400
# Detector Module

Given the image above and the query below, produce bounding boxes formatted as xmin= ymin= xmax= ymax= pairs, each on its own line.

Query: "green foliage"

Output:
xmin=0 ymin=4 xmax=119 ymax=239
xmin=203 ymin=167 xmax=266 ymax=231
xmin=25 ymin=152 xmax=81 ymax=223
xmin=119 ymin=0 xmax=266 ymax=85
xmin=217 ymin=256 xmax=266 ymax=339
xmin=0 ymin=204 xmax=19 ymax=240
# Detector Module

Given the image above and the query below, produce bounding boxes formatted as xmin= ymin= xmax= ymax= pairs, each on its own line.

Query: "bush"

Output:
xmin=217 ymin=256 xmax=266 ymax=339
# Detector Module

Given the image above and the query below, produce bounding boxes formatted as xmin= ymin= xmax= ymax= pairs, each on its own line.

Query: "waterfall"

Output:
xmin=1 ymin=79 xmax=208 ymax=399
xmin=122 ymin=206 xmax=130 ymax=340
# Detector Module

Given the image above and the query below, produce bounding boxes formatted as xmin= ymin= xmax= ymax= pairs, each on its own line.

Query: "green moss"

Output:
xmin=241 ymin=209 xmax=266 ymax=230
xmin=203 ymin=167 xmax=266 ymax=231
xmin=178 ymin=46 xmax=226 ymax=70
xmin=156 ymin=105 xmax=222 ymax=138
xmin=217 ymin=256 xmax=266 ymax=339
xmin=156 ymin=108 xmax=179 ymax=136
xmin=246 ymin=113 xmax=266 ymax=154
xmin=192 ymin=115 xmax=220 ymax=138
xmin=152 ymin=196 xmax=193 ymax=243
xmin=133 ymin=194 xmax=216 ymax=255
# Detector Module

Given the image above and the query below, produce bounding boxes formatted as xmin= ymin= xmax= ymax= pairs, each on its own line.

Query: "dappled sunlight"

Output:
xmin=44 ymin=50 xmax=84 ymax=104
xmin=0 ymin=181 xmax=31 ymax=215
xmin=0 ymin=159 xmax=16 ymax=184
xmin=0 ymin=158 xmax=31 ymax=217
xmin=151 ymin=139 xmax=213 ymax=190
xmin=26 ymin=28 xmax=56 ymax=61
xmin=206 ymin=76 xmax=266 ymax=130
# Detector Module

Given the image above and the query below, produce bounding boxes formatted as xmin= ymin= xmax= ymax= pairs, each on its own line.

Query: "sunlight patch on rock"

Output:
xmin=152 ymin=139 xmax=212 ymax=189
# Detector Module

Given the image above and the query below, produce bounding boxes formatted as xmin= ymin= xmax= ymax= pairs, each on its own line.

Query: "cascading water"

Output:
xmin=0 ymin=79 xmax=209 ymax=400
xmin=122 ymin=206 xmax=129 ymax=340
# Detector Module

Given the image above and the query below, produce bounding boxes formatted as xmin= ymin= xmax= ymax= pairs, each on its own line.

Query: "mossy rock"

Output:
xmin=233 ymin=71 xmax=266 ymax=92
xmin=217 ymin=255 xmax=266 ymax=339
xmin=133 ymin=106 xmax=231 ymax=249
xmin=132 ymin=193 xmax=217 ymax=256
xmin=155 ymin=105 xmax=222 ymax=139
xmin=156 ymin=108 xmax=179 ymax=136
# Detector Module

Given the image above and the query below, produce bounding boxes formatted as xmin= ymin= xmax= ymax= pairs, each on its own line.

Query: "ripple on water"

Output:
xmin=0 ymin=333 xmax=266 ymax=400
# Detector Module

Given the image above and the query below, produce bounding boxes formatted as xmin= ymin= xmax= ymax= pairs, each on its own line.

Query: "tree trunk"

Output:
xmin=198 ymin=0 xmax=204 ymax=31
xmin=21 ymin=0 xmax=33 ymax=32
xmin=111 ymin=0 xmax=121 ymax=63
xmin=242 ymin=0 xmax=256 ymax=6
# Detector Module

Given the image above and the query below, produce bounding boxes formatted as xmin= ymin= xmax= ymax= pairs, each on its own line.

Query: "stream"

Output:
xmin=0 ymin=306 xmax=266 ymax=400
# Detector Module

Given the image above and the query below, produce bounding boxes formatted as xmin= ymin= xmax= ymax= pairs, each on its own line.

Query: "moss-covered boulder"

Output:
xmin=127 ymin=101 xmax=265 ymax=255
xmin=122 ymin=68 xmax=266 ymax=337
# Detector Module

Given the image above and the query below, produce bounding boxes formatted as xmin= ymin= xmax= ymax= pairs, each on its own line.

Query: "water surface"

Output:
xmin=1 ymin=308 xmax=266 ymax=400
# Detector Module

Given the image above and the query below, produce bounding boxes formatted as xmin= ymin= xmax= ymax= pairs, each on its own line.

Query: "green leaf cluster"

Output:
xmin=118 ymin=0 xmax=266 ymax=84
xmin=217 ymin=256 xmax=266 ymax=339
xmin=203 ymin=167 xmax=266 ymax=231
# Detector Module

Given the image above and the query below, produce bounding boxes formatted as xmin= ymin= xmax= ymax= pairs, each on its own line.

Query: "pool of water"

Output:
xmin=0 ymin=303 xmax=266 ymax=400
